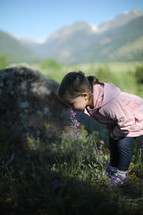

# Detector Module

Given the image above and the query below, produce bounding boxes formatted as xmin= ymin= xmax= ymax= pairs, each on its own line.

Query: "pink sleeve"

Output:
xmin=111 ymin=114 xmax=134 ymax=139
xmin=102 ymin=105 xmax=135 ymax=140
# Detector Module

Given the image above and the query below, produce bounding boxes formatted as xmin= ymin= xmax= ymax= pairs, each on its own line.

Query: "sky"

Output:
xmin=0 ymin=0 xmax=143 ymax=42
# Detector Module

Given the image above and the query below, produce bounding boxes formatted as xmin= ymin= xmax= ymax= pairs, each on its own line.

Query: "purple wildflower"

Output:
xmin=97 ymin=140 xmax=105 ymax=162
xmin=99 ymin=150 xmax=103 ymax=155
xmin=70 ymin=109 xmax=80 ymax=135
xmin=99 ymin=140 xmax=105 ymax=150
xmin=99 ymin=140 xmax=105 ymax=145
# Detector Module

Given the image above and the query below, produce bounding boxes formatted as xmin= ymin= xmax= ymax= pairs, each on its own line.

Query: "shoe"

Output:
xmin=109 ymin=173 xmax=127 ymax=186
xmin=105 ymin=165 xmax=117 ymax=177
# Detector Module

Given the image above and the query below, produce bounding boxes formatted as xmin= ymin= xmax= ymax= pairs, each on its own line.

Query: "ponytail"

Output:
xmin=86 ymin=75 xmax=99 ymax=86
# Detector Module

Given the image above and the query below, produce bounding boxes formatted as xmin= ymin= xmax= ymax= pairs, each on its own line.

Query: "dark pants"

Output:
xmin=109 ymin=136 xmax=135 ymax=171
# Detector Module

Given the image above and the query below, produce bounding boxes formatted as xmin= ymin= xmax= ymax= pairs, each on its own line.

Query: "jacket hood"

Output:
xmin=86 ymin=82 xmax=121 ymax=112
xmin=101 ymin=82 xmax=121 ymax=106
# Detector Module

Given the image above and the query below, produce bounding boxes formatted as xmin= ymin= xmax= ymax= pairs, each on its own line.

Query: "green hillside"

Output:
xmin=103 ymin=16 xmax=143 ymax=61
xmin=0 ymin=30 xmax=39 ymax=64
xmin=83 ymin=16 xmax=143 ymax=62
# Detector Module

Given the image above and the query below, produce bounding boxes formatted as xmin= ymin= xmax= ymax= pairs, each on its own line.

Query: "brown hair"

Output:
xmin=57 ymin=71 xmax=99 ymax=106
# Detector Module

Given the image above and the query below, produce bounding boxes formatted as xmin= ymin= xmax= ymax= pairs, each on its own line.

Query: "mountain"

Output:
xmin=26 ymin=9 xmax=143 ymax=63
xmin=91 ymin=8 xmax=143 ymax=33
xmin=1 ymin=9 xmax=143 ymax=64
xmin=0 ymin=30 xmax=39 ymax=64
xmin=24 ymin=21 xmax=94 ymax=60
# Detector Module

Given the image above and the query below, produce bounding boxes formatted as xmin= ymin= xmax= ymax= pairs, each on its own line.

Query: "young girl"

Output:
xmin=57 ymin=71 xmax=143 ymax=186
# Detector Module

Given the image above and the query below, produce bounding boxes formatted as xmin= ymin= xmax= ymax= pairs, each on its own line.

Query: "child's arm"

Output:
xmin=100 ymin=105 xmax=135 ymax=140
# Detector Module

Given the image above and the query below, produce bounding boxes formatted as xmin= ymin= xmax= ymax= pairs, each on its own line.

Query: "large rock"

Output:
xmin=0 ymin=65 xmax=71 ymax=145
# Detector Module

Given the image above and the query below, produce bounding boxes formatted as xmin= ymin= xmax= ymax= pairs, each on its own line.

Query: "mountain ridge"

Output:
xmin=25 ymin=8 xmax=143 ymax=63
xmin=0 ymin=9 xmax=143 ymax=64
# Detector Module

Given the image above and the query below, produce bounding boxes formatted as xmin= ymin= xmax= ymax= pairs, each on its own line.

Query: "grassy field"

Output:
xmin=38 ymin=61 xmax=143 ymax=96
xmin=38 ymin=61 xmax=143 ymax=79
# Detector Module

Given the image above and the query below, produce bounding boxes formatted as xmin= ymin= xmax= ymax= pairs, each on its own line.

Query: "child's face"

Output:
xmin=69 ymin=93 xmax=92 ymax=111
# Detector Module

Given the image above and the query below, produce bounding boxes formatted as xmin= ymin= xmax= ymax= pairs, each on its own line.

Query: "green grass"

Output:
xmin=37 ymin=61 xmax=143 ymax=80
xmin=36 ymin=61 xmax=143 ymax=96
xmin=0 ymin=123 xmax=143 ymax=215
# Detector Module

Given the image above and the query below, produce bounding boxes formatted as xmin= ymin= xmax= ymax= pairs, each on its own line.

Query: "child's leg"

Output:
xmin=116 ymin=137 xmax=135 ymax=171
xmin=109 ymin=137 xmax=119 ymax=168
xmin=109 ymin=137 xmax=135 ymax=186
xmin=105 ymin=137 xmax=118 ymax=176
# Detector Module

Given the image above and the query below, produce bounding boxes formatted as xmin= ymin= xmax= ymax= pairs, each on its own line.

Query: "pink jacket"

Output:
xmin=85 ymin=82 xmax=143 ymax=140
